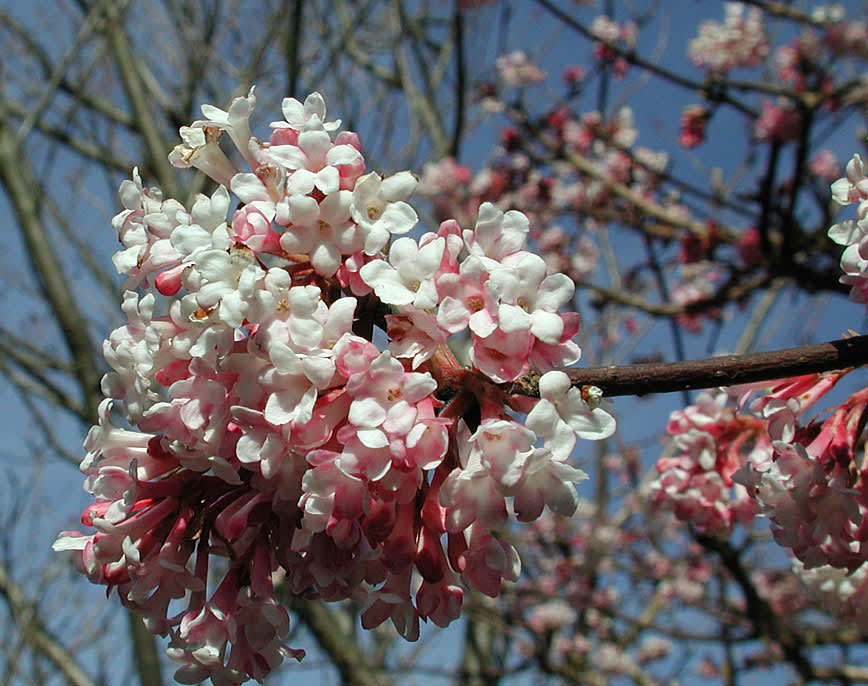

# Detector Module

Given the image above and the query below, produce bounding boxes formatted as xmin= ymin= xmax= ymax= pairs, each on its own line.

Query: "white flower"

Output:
xmin=196 ymin=86 xmax=258 ymax=167
xmin=168 ymin=125 xmax=238 ymax=187
xmin=277 ymin=190 xmax=359 ymax=276
xmin=487 ymin=253 xmax=575 ymax=343
xmin=526 ymin=371 xmax=616 ymax=442
xmin=464 ymin=202 xmax=529 ymax=263
xmin=272 ymin=92 xmax=341 ymax=133
xmin=496 ymin=51 xmax=545 ymax=87
xmin=350 ymin=171 xmax=419 ymax=255
xmin=510 ymin=446 xmax=588 ymax=521
xmin=360 ymin=235 xmax=445 ymax=309
xmin=169 ymin=186 xmax=232 ymax=259
xmin=193 ymin=245 xmax=264 ymax=328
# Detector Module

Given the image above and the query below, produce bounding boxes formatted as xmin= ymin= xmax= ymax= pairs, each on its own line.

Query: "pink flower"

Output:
xmin=679 ymin=105 xmax=709 ymax=148
xmin=58 ymin=88 xmax=616 ymax=685
xmin=754 ymin=100 xmax=802 ymax=141
xmin=688 ymin=3 xmax=769 ymax=72
xmin=810 ymin=149 xmax=841 ymax=183
xmin=496 ymin=51 xmax=545 ymax=87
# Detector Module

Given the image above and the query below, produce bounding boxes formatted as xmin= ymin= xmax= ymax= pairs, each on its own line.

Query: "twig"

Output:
xmin=0 ymin=560 xmax=96 ymax=686
xmin=501 ymin=334 xmax=868 ymax=398
xmin=287 ymin=595 xmax=393 ymax=686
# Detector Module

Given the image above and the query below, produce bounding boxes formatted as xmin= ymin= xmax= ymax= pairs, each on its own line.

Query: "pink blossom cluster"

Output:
xmin=496 ymin=51 xmax=546 ymax=87
xmin=823 ymin=14 xmax=868 ymax=60
xmin=509 ymin=500 xmax=715 ymax=673
xmin=774 ymin=31 xmax=825 ymax=91
xmin=736 ymin=374 xmax=868 ymax=571
xmin=679 ymin=105 xmax=710 ymax=148
xmin=668 ymin=262 xmax=723 ymax=334
xmin=649 ymin=388 xmax=765 ymax=538
xmin=793 ymin=558 xmax=868 ymax=628
xmin=652 ymin=370 xmax=868 ymax=565
xmin=829 ymin=151 xmax=868 ymax=304
xmin=588 ymin=15 xmax=637 ymax=78
xmin=652 ymin=363 xmax=868 ymax=576
xmin=417 ymin=103 xmax=680 ymax=298
xmin=753 ymin=99 xmax=802 ymax=142
xmin=687 ymin=3 xmax=769 ymax=72
xmin=53 ymin=89 xmax=615 ymax=685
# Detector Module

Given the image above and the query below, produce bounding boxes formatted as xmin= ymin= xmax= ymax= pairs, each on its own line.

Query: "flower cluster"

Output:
xmin=496 ymin=51 xmax=546 ymax=87
xmin=417 ymin=102 xmax=678 ymax=303
xmin=829 ymin=152 xmax=868 ymax=305
xmin=737 ymin=375 xmax=867 ymax=571
xmin=679 ymin=105 xmax=710 ymax=148
xmin=651 ymin=366 xmax=868 ymax=577
xmin=54 ymin=89 xmax=614 ymax=685
xmin=687 ymin=2 xmax=769 ymax=72
xmin=649 ymin=388 xmax=765 ymax=538
xmin=588 ymin=15 xmax=637 ymax=78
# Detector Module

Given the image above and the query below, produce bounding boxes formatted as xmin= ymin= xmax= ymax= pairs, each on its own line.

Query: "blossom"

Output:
xmin=487 ymin=252 xmax=576 ymax=343
xmin=196 ymin=86 xmax=258 ymax=167
xmin=688 ymin=3 xmax=769 ymax=72
xmin=350 ymin=171 xmax=419 ymax=254
xmin=272 ymin=91 xmax=341 ymax=133
xmin=754 ymin=100 xmax=802 ymax=141
xmin=526 ymin=371 xmax=615 ymax=443
xmin=496 ymin=51 xmax=545 ymax=87
xmin=680 ymin=105 xmax=709 ymax=148
xmin=359 ymin=235 xmax=445 ymax=309
xmin=650 ymin=388 xmax=767 ymax=538
xmin=57 ymin=88 xmax=613 ymax=686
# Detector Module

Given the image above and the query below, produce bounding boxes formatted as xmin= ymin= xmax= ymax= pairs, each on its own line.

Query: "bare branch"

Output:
xmin=0 ymin=101 xmax=102 ymax=419
xmin=287 ymin=595 xmax=393 ymax=686
xmin=501 ymin=334 xmax=868 ymax=399
xmin=0 ymin=560 xmax=97 ymax=686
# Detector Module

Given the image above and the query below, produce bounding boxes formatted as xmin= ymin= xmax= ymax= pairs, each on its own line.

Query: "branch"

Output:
xmin=287 ymin=595 xmax=393 ymax=686
xmin=0 ymin=560 xmax=97 ymax=686
xmin=695 ymin=535 xmax=814 ymax=681
xmin=102 ymin=2 xmax=180 ymax=198
xmin=500 ymin=335 xmax=868 ymax=399
xmin=531 ymin=0 xmax=758 ymax=116
xmin=0 ymin=101 xmax=102 ymax=418
xmin=504 ymin=105 xmax=721 ymax=241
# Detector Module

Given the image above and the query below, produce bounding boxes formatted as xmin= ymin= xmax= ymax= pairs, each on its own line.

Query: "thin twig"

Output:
xmin=0 ymin=560 xmax=97 ymax=686
xmin=500 ymin=334 xmax=868 ymax=399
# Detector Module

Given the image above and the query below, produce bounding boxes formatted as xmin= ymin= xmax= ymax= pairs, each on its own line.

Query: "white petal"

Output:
xmin=536 ymin=273 xmax=575 ymax=310
xmin=569 ymin=407 xmax=616 ymax=440
xmin=287 ymin=169 xmax=316 ymax=195
xmin=498 ymin=303 xmax=533 ymax=333
xmin=530 ymin=310 xmax=565 ymax=344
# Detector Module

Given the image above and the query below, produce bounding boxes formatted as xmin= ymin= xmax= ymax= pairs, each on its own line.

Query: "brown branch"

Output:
xmin=696 ymin=535 xmax=814 ymax=681
xmin=287 ymin=595 xmax=393 ymax=686
xmin=0 ymin=560 xmax=97 ymax=686
xmin=504 ymin=104 xmax=721 ymax=241
xmin=0 ymin=102 xmax=102 ymax=417
xmin=500 ymin=335 xmax=868 ymax=399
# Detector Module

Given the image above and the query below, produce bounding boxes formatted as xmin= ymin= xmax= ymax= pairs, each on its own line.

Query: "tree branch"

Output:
xmin=287 ymin=595 xmax=393 ymax=686
xmin=500 ymin=334 xmax=868 ymax=399
xmin=0 ymin=560 xmax=97 ymax=686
